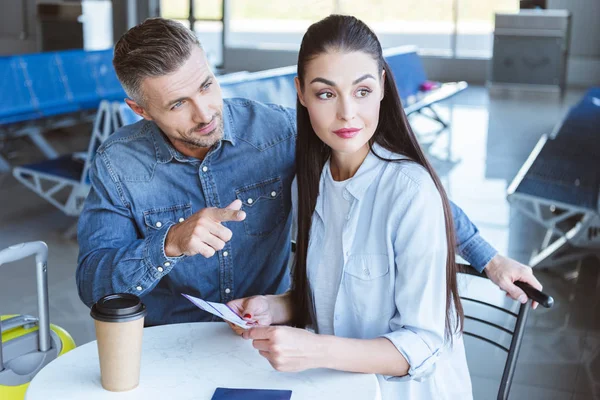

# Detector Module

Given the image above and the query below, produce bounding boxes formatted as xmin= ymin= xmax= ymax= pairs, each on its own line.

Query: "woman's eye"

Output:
xmin=317 ymin=92 xmax=334 ymax=100
xmin=356 ymin=88 xmax=371 ymax=98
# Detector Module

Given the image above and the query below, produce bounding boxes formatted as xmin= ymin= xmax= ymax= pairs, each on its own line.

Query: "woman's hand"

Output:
xmin=242 ymin=326 xmax=325 ymax=372
xmin=226 ymin=295 xmax=273 ymax=335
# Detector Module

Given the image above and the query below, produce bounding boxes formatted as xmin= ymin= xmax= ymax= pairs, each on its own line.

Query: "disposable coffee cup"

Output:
xmin=90 ymin=293 xmax=147 ymax=392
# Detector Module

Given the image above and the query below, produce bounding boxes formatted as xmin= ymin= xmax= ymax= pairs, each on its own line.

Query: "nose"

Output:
xmin=191 ymin=99 xmax=213 ymax=125
xmin=336 ymin=95 xmax=356 ymax=122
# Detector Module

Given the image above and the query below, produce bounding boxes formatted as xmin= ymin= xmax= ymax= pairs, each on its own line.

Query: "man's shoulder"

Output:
xmin=224 ymin=98 xmax=296 ymax=151
xmin=94 ymin=120 xmax=159 ymax=178
xmin=99 ymin=119 xmax=154 ymax=154
xmin=224 ymin=97 xmax=294 ymax=119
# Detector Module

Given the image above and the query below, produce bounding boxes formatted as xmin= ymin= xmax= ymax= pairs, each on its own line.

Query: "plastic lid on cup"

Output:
xmin=90 ymin=293 xmax=147 ymax=323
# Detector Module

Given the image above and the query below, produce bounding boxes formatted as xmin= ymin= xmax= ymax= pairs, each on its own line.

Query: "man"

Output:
xmin=76 ymin=18 xmax=542 ymax=326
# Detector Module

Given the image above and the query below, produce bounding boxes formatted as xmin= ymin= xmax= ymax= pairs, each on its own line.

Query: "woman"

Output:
xmin=227 ymin=15 xmax=472 ymax=399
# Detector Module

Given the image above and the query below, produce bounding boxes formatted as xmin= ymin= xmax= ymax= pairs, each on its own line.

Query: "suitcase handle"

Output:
xmin=0 ymin=242 xmax=48 ymax=265
xmin=1 ymin=315 xmax=38 ymax=334
xmin=0 ymin=241 xmax=51 ymax=373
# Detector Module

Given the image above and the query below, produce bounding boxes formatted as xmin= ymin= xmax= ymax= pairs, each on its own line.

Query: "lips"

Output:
xmin=193 ymin=118 xmax=217 ymax=135
xmin=333 ymin=127 xmax=361 ymax=139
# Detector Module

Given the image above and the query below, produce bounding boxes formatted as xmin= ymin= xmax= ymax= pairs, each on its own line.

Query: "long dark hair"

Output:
xmin=291 ymin=14 xmax=464 ymax=341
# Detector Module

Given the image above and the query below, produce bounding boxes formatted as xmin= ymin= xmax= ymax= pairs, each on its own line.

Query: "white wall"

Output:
xmin=548 ymin=0 xmax=600 ymax=86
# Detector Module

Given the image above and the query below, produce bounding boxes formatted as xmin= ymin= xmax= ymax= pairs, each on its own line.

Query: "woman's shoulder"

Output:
xmin=374 ymin=149 xmax=437 ymax=196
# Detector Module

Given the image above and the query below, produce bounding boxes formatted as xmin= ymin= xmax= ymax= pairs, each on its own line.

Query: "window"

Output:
xmin=456 ymin=0 xmax=519 ymax=58
xmin=161 ymin=0 xmax=224 ymax=67
xmin=338 ymin=0 xmax=455 ymax=56
xmin=162 ymin=0 xmax=520 ymax=61
xmin=227 ymin=0 xmax=334 ymax=49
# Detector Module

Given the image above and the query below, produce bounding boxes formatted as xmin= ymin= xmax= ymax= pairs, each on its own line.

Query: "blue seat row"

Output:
xmin=0 ymin=49 xmax=125 ymax=126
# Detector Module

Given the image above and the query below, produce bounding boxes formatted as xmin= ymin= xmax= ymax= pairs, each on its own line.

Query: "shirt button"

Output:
xmin=247 ymin=198 xmax=254 ymax=204
xmin=202 ymin=166 xmax=208 ymax=172
xmin=363 ymin=268 xmax=370 ymax=276
xmin=164 ymin=262 xmax=171 ymax=267
xmin=136 ymin=286 xmax=142 ymax=291
xmin=223 ymin=251 xmax=229 ymax=257
xmin=225 ymin=288 xmax=231 ymax=294
xmin=155 ymin=221 xmax=162 ymax=228
xmin=157 ymin=266 xmax=164 ymax=273
xmin=178 ymin=217 xmax=185 ymax=223
xmin=271 ymin=191 xmax=277 ymax=197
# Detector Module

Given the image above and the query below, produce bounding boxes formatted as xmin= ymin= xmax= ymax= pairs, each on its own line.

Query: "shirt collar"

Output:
xmin=314 ymin=143 xmax=396 ymax=220
xmin=150 ymin=100 xmax=237 ymax=164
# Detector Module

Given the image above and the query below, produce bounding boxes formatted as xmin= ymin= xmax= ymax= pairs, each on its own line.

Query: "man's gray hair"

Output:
xmin=113 ymin=18 xmax=202 ymax=104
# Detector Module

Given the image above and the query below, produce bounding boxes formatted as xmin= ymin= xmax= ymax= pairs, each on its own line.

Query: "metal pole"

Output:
xmin=127 ymin=0 xmax=138 ymax=29
xmin=36 ymin=258 xmax=51 ymax=352
xmin=221 ymin=0 xmax=230 ymax=69
xmin=498 ymin=303 xmax=530 ymax=400
xmin=189 ymin=0 xmax=196 ymax=32
xmin=452 ymin=0 xmax=459 ymax=57
xmin=0 ymin=318 xmax=4 ymax=371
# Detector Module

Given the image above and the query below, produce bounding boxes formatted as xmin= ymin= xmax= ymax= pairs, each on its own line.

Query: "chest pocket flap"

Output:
xmin=143 ymin=203 xmax=193 ymax=232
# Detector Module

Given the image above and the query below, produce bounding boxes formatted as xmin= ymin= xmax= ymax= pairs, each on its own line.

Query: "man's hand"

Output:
xmin=484 ymin=254 xmax=543 ymax=309
xmin=164 ymin=199 xmax=246 ymax=258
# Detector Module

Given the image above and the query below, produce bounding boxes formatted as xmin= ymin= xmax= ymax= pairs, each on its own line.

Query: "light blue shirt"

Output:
xmin=295 ymin=144 xmax=473 ymax=399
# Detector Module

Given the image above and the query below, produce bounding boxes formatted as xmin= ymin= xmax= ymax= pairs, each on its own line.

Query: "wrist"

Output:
xmin=164 ymin=226 xmax=182 ymax=257
xmin=315 ymin=334 xmax=334 ymax=369
xmin=484 ymin=254 xmax=502 ymax=275
xmin=266 ymin=293 xmax=293 ymax=325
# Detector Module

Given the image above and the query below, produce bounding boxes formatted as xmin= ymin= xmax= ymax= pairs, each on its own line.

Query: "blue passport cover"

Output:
xmin=211 ymin=387 xmax=292 ymax=400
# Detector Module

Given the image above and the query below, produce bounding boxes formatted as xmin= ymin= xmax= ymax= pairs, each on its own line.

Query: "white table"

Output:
xmin=26 ymin=322 xmax=381 ymax=400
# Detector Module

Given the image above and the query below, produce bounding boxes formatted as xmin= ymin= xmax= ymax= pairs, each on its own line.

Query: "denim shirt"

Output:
xmin=77 ymin=98 xmax=496 ymax=326
xmin=77 ymin=99 xmax=296 ymax=326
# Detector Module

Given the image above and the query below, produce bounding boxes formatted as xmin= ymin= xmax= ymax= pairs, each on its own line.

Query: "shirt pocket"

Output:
xmin=235 ymin=176 xmax=285 ymax=237
xmin=143 ymin=203 xmax=193 ymax=235
xmin=343 ymin=254 xmax=395 ymax=320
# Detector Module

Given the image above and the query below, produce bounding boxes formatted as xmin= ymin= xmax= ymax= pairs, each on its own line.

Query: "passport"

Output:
xmin=211 ymin=387 xmax=292 ymax=400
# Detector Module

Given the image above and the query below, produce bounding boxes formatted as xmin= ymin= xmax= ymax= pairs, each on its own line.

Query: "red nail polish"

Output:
xmin=244 ymin=314 xmax=252 ymax=319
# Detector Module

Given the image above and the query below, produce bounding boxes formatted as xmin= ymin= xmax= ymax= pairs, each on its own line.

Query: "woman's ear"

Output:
xmin=380 ymin=69 xmax=386 ymax=101
xmin=295 ymin=76 xmax=307 ymax=107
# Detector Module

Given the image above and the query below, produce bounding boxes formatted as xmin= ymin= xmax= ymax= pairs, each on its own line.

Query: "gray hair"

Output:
xmin=113 ymin=18 xmax=202 ymax=105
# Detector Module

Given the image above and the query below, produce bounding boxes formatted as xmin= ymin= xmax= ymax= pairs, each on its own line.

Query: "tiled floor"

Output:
xmin=1 ymin=86 xmax=598 ymax=399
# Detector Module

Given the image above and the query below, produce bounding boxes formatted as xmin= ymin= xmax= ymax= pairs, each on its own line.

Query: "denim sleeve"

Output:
xmin=450 ymin=201 xmax=497 ymax=272
xmin=284 ymin=106 xmax=297 ymax=135
xmin=76 ymin=152 xmax=183 ymax=308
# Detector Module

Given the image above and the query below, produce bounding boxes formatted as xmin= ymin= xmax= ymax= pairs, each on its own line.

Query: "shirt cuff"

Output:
xmin=381 ymin=330 xmax=442 ymax=382
xmin=458 ymin=232 xmax=498 ymax=273
xmin=143 ymin=222 xmax=184 ymax=278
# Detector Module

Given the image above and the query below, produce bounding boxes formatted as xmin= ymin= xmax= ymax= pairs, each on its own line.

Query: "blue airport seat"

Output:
xmin=17 ymin=52 xmax=79 ymax=118
xmin=0 ymin=57 xmax=38 ymax=124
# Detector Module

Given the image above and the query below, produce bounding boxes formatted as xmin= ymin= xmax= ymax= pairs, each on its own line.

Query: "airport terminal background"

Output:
xmin=1 ymin=1 xmax=599 ymax=399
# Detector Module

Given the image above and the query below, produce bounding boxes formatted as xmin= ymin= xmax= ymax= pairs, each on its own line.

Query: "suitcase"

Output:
xmin=0 ymin=241 xmax=76 ymax=399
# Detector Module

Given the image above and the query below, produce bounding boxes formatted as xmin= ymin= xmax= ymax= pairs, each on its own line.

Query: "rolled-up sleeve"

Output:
xmin=381 ymin=172 xmax=449 ymax=382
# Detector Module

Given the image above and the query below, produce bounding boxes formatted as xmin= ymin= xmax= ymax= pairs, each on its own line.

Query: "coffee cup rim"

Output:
xmin=90 ymin=293 xmax=147 ymax=323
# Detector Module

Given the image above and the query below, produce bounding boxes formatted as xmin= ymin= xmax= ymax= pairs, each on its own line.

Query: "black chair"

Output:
xmin=458 ymin=264 xmax=554 ymax=400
